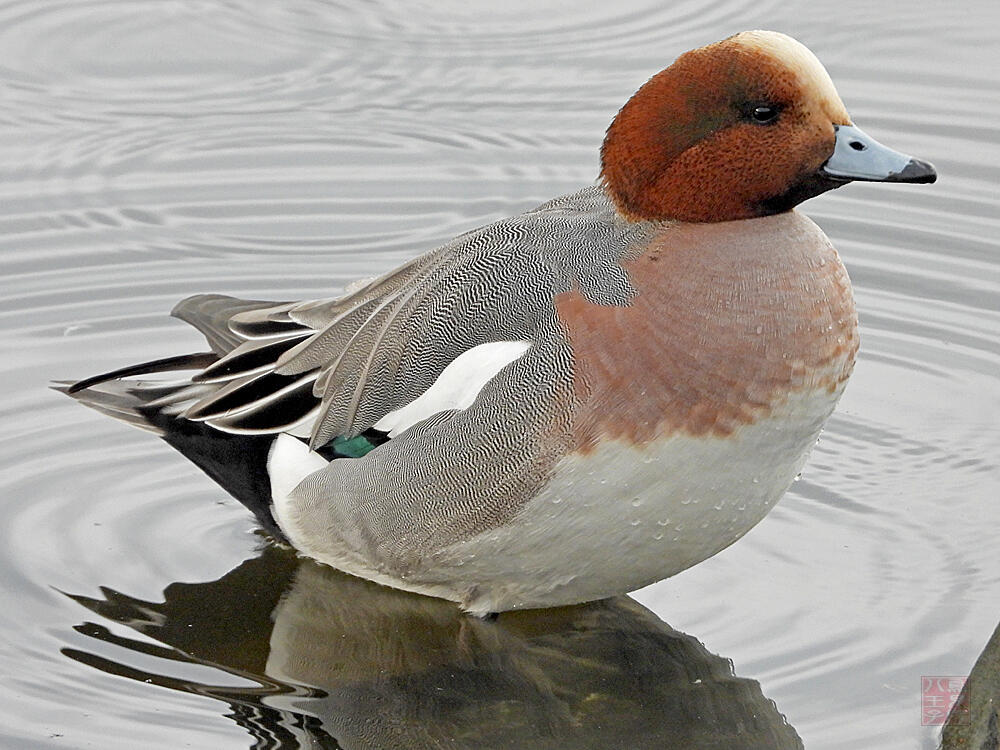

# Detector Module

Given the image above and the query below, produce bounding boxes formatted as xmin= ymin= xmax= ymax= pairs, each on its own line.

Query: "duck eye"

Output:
xmin=751 ymin=105 xmax=779 ymax=124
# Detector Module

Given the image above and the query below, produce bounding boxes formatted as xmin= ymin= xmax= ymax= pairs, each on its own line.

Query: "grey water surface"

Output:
xmin=1 ymin=1 xmax=998 ymax=748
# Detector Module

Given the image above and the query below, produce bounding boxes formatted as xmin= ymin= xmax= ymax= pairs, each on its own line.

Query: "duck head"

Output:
xmin=601 ymin=30 xmax=936 ymax=223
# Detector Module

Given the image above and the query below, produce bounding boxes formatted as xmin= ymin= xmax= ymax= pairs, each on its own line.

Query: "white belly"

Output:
xmin=433 ymin=384 xmax=843 ymax=615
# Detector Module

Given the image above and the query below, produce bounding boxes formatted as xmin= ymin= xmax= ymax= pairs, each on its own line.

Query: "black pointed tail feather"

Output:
xmin=66 ymin=352 xmax=218 ymax=394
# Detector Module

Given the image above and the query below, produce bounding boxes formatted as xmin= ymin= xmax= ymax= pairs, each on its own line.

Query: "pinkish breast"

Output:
xmin=555 ymin=210 xmax=858 ymax=451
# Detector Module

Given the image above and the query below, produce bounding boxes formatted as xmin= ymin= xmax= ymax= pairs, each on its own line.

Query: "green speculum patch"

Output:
xmin=324 ymin=428 xmax=391 ymax=459
xmin=331 ymin=434 xmax=379 ymax=457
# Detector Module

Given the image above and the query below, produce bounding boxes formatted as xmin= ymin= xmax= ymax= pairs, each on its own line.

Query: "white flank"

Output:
xmin=267 ymin=379 xmax=848 ymax=616
xmin=268 ymin=433 xmax=329 ymax=529
xmin=430 ymin=382 xmax=845 ymax=615
xmin=373 ymin=340 xmax=531 ymax=438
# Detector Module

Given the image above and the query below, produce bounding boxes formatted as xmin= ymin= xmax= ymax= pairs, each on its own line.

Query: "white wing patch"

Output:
xmin=373 ymin=340 xmax=532 ymax=438
xmin=268 ymin=434 xmax=329 ymax=532
xmin=269 ymin=340 xmax=531 ymax=532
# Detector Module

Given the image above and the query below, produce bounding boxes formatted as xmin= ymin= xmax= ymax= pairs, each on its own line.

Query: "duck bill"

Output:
xmin=820 ymin=124 xmax=937 ymax=184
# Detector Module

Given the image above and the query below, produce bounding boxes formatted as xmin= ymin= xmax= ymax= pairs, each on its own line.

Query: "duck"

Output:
xmin=60 ymin=30 xmax=935 ymax=616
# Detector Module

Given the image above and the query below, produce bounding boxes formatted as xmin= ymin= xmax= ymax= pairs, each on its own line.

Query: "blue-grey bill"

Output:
xmin=821 ymin=124 xmax=937 ymax=183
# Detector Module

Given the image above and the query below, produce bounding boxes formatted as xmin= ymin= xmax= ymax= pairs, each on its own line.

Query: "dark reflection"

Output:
xmin=64 ymin=545 xmax=802 ymax=749
xmin=942 ymin=620 xmax=1000 ymax=749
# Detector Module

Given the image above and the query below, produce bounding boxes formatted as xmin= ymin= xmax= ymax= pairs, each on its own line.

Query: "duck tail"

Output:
xmin=53 ymin=353 xmax=286 ymax=539
xmin=54 ymin=352 xmax=219 ymax=433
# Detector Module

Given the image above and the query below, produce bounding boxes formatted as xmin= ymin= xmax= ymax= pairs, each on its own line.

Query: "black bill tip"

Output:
xmin=888 ymin=157 xmax=937 ymax=184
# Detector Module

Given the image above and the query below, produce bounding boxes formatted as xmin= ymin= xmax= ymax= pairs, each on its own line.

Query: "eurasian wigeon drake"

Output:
xmin=61 ymin=30 xmax=935 ymax=615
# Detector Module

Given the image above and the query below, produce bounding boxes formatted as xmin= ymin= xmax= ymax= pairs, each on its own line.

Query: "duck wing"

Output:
xmin=184 ymin=187 xmax=641 ymax=448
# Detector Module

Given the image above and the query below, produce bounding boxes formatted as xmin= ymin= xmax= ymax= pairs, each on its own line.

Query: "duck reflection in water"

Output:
xmin=64 ymin=544 xmax=802 ymax=749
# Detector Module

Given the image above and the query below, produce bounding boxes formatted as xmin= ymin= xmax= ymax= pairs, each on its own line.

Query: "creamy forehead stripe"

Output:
xmin=731 ymin=30 xmax=849 ymax=121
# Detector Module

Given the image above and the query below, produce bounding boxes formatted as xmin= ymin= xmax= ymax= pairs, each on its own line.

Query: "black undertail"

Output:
xmin=144 ymin=420 xmax=390 ymax=540
xmin=145 ymin=409 xmax=287 ymax=540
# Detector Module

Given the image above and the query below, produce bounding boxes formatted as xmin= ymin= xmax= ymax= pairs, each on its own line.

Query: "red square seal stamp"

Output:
xmin=921 ymin=675 xmax=968 ymax=726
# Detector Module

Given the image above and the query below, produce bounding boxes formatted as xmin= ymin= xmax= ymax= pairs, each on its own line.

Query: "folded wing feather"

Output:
xmin=177 ymin=223 xmax=542 ymax=447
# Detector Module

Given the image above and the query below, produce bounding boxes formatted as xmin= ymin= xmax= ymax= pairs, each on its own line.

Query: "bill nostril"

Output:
xmin=849 ymin=140 xmax=867 ymax=151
